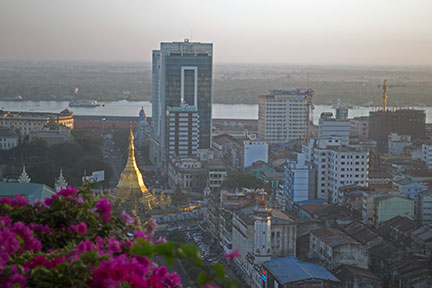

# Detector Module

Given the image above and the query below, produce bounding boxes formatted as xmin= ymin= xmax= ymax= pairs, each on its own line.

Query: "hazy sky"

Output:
xmin=1 ymin=0 xmax=432 ymax=65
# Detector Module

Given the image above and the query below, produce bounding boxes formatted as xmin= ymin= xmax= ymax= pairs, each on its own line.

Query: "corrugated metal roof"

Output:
xmin=0 ymin=183 xmax=55 ymax=203
xmin=264 ymin=257 xmax=340 ymax=284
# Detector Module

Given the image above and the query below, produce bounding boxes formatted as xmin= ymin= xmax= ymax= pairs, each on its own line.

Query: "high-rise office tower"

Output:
xmin=150 ymin=39 xmax=213 ymax=172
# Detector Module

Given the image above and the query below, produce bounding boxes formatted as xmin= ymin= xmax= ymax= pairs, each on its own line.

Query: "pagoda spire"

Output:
xmin=55 ymin=168 xmax=68 ymax=192
xmin=18 ymin=164 xmax=31 ymax=183
xmin=115 ymin=127 xmax=149 ymax=199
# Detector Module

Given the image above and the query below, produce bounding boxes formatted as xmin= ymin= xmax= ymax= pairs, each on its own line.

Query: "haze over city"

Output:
xmin=1 ymin=0 xmax=432 ymax=65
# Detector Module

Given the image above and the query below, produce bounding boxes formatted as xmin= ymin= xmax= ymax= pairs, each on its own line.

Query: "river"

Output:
xmin=1 ymin=100 xmax=431 ymax=124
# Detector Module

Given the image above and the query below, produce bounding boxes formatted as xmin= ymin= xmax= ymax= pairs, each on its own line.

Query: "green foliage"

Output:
xmin=112 ymin=128 xmax=130 ymax=159
xmin=222 ymin=173 xmax=263 ymax=189
xmin=0 ymin=129 xmax=111 ymax=187
xmin=51 ymin=142 xmax=84 ymax=167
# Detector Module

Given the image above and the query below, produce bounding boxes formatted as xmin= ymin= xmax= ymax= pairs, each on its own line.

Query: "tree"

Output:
xmin=112 ymin=128 xmax=130 ymax=159
xmin=51 ymin=141 xmax=84 ymax=167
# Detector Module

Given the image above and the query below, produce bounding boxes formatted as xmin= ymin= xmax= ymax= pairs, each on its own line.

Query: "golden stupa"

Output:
xmin=116 ymin=129 xmax=149 ymax=197
xmin=112 ymin=128 xmax=170 ymax=214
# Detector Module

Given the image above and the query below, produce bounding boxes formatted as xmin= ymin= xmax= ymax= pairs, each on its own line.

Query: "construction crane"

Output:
xmin=378 ymin=79 xmax=406 ymax=110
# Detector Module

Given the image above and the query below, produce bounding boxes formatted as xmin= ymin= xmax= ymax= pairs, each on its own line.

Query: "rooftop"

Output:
xmin=263 ymin=257 xmax=339 ymax=285
xmin=344 ymin=221 xmax=381 ymax=245
xmin=311 ymin=228 xmax=359 ymax=248
xmin=381 ymin=216 xmax=419 ymax=234
xmin=333 ymin=264 xmax=380 ymax=282
xmin=0 ymin=183 xmax=55 ymax=204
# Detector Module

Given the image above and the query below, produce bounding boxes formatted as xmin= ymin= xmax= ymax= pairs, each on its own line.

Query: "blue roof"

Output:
xmin=264 ymin=257 xmax=340 ymax=284
xmin=0 ymin=183 xmax=55 ymax=204
xmin=296 ymin=198 xmax=327 ymax=206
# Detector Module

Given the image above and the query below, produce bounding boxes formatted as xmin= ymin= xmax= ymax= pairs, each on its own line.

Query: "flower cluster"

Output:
xmin=0 ymin=188 xmax=185 ymax=288
xmin=0 ymin=187 xmax=233 ymax=288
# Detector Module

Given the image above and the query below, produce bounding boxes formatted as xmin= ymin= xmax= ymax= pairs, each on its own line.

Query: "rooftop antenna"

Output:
xmin=307 ymin=72 xmax=310 ymax=89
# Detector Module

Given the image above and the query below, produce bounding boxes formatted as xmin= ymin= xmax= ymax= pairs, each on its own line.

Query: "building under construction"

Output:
xmin=368 ymin=109 xmax=426 ymax=153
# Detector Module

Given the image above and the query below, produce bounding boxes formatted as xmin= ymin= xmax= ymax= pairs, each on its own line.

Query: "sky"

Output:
xmin=1 ymin=0 xmax=432 ymax=65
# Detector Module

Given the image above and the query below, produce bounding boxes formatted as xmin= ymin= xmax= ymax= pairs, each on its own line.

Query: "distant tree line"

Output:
xmin=0 ymin=130 xmax=111 ymax=187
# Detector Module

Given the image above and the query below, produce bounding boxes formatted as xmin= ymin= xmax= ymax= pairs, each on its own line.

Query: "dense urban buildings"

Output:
xmin=150 ymin=40 xmax=213 ymax=172
xmin=258 ymin=89 xmax=313 ymax=144
xmin=368 ymin=109 xmax=426 ymax=153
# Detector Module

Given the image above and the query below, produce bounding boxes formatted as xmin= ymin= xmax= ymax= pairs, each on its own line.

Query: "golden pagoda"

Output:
xmin=116 ymin=129 xmax=149 ymax=197
xmin=112 ymin=128 xmax=169 ymax=214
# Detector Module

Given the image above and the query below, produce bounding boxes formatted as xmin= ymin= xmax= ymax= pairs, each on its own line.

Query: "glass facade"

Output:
xmin=165 ymin=55 xmax=212 ymax=149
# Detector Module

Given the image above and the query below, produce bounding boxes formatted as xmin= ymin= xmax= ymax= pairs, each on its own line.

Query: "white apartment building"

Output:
xmin=422 ymin=142 xmax=432 ymax=171
xmin=258 ymin=89 xmax=313 ymax=144
xmin=166 ymin=104 xmax=199 ymax=158
xmin=283 ymin=153 xmax=315 ymax=203
xmin=242 ymin=138 xmax=268 ymax=170
xmin=303 ymin=137 xmax=368 ymax=203
xmin=328 ymin=147 xmax=368 ymax=204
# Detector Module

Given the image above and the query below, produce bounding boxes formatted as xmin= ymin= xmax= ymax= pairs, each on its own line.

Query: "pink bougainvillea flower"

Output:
xmin=76 ymin=240 xmax=96 ymax=254
xmin=155 ymin=236 xmax=167 ymax=244
xmin=5 ymin=264 xmax=27 ymax=288
xmin=95 ymin=199 xmax=112 ymax=222
xmin=121 ymin=210 xmax=135 ymax=226
xmin=223 ymin=250 xmax=241 ymax=264
xmin=108 ymin=238 xmax=122 ymax=254
xmin=0 ymin=194 xmax=29 ymax=207
xmin=143 ymin=218 xmax=158 ymax=236
xmin=70 ymin=222 xmax=87 ymax=235
xmin=11 ymin=222 xmax=42 ymax=252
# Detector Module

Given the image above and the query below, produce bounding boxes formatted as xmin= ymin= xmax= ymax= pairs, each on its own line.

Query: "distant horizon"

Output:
xmin=1 ymin=59 xmax=432 ymax=69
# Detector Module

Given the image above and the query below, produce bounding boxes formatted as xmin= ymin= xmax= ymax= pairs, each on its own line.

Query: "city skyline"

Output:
xmin=1 ymin=0 xmax=432 ymax=65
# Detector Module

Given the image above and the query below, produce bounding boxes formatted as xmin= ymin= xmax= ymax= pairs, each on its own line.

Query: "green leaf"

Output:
xmin=164 ymin=255 xmax=175 ymax=266
xmin=180 ymin=243 xmax=201 ymax=264
xmin=154 ymin=241 xmax=175 ymax=257
xmin=130 ymin=238 xmax=154 ymax=258
xmin=212 ymin=263 xmax=225 ymax=280
xmin=79 ymin=249 xmax=98 ymax=263
xmin=197 ymin=271 xmax=209 ymax=286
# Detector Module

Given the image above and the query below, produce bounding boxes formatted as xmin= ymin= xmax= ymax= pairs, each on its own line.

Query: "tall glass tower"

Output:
xmin=150 ymin=39 xmax=213 ymax=171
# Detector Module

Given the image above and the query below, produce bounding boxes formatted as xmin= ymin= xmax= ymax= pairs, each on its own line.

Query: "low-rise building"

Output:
xmin=387 ymin=133 xmax=412 ymax=156
xmin=167 ymin=157 xmax=206 ymax=192
xmin=262 ymin=257 xmax=340 ymax=288
xmin=0 ymin=109 xmax=74 ymax=137
xmin=231 ymin=199 xmax=297 ymax=286
xmin=207 ymin=159 xmax=227 ymax=190
xmin=393 ymin=179 xmax=428 ymax=220
xmin=29 ymin=125 xmax=73 ymax=147
xmin=310 ymin=228 xmax=369 ymax=270
xmin=0 ymin=127 xmax=18 ymax=150
xmin=333 ymin=264 xmax=381 ymax=288
xmin=242 ymin=138 xmax=268 ymax=170
xmin=343 ymin=221 xmax=383 ymax=249
xmin=373 ymin=195 xmax=414 ymax=224
xmin=361 ymin=185 xmax=399 ymax=224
